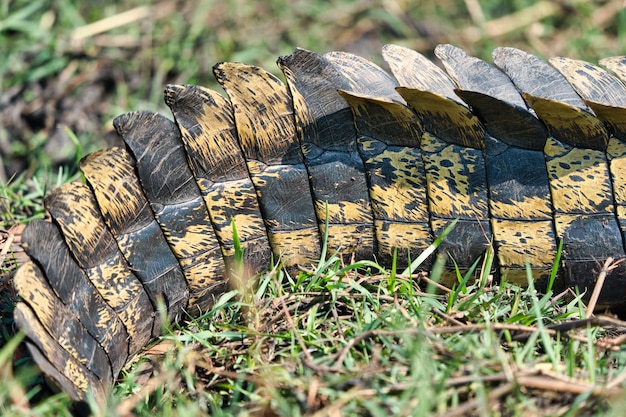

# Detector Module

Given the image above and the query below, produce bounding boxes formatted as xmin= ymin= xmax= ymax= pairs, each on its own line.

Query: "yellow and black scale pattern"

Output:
xmin=13 ymin=44 xmax=626 ymax=402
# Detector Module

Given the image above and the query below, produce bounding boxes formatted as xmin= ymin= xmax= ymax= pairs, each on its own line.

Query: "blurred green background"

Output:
xmin=1 ymin=0 xmax=626 ymax=223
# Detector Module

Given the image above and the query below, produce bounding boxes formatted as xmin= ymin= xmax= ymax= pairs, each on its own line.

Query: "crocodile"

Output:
xmin=11 ymin=43 xmax=626 ymax=403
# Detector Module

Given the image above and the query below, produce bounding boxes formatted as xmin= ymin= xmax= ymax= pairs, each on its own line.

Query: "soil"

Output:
xmin=0 ymin=57 xmax=126 ymax=183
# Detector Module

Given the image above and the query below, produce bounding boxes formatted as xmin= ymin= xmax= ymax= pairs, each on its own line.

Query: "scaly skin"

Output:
xmin=13 ymin=44 xmax=626 ymax=403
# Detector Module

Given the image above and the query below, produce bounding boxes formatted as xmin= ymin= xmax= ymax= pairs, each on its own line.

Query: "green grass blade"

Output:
xmin=403 ymin=218 xmax=458 ymax=276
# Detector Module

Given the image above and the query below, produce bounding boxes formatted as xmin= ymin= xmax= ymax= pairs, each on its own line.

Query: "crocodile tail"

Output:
xmin=13 ymin=45 xmax=626 ymax=402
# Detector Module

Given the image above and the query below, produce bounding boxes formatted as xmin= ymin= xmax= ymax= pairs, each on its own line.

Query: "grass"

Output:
xmin=3 ymin=0 xmax=626 ymax=415
xmin=6 ymin=241 xmax=626 ymax=416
